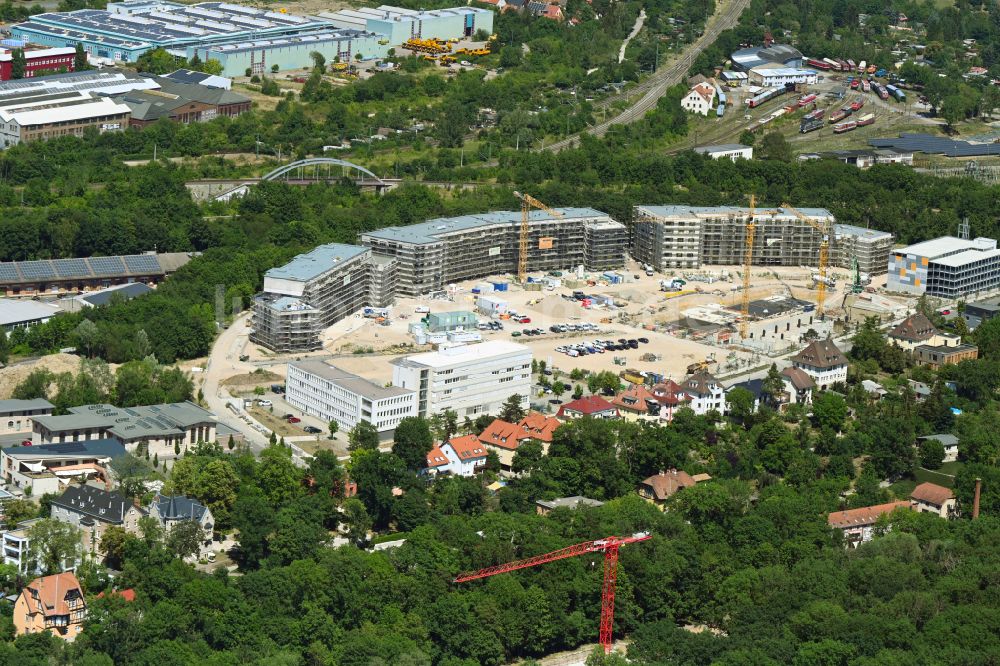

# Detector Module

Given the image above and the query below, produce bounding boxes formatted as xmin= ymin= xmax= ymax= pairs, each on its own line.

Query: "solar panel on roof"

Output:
xmin=53 ymin=258 xmax=91 ymax=278
xmin=124 ymin=254 xmax=161 ymax=273
xmin=18 ymin=260 xmax=56 ymax=279
xmin=88 ymin=256 xmax=126 ymax=275
xmin=0 ymin=264 xmax=18 ymax=282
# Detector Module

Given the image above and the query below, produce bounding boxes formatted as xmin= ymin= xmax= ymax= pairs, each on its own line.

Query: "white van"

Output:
xmin=415 ymin=306 xmax=430 ymax=313
xmin=567 ymin=349 xmax=580 ymax=357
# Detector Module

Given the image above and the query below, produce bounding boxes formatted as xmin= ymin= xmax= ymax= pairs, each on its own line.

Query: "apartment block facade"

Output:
xmin=887 ymin=236 xmax=1000 ymax=298
xmin=359 ymin=208 xmax=627 ymax=297
xmin=391 ymin=341 xmax=532 ymax=418
xmin=631 ymin=205 xmax=893 ymax=275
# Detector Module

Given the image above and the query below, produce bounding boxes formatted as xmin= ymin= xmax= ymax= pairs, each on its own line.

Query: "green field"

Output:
xmin=915 ymin=461 xmax=964 ymax=488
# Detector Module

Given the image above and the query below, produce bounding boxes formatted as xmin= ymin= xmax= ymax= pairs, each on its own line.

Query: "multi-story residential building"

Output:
xmin=286 ymin=359 xmax=416 ymax=435
xmin=790 ymin=338 xmax=848 ymax=391
xmin=49 ymin=485 xmax=144 ymax=556
xmin=147 ymin=494 xmax=214 ymax=549
xmin=632 ymin=206 xmax=887 ymax=274
xmin=13 ymin=572 xmax=86 ymax=641
xmin=1 ymin=440 xmax=125 ymax=496
xmin=649 ymin=380 xmax=692 ymax=421
xmin=680 ymin=83 xmax=715 ymax=115
xmin=359 ymin=208 xmax=627 ymax=297
xmin=3 ymin=518 xmax=40 ymax=574
xmin=32 ymin=402 xmax=217 ymax=459
xmin=391 ymin=341 xmax=532 ymax=418
xmin=477 ymin=412 xmax=560 ymax=471
xmin=251 ymin=243 xmax=385 ymax=352
xmin=887 ymin=236 xmax=1000 ymax=298
xmin=910 ymin=482 xmax=956 ymax=518
xmin=827 ymin=501 xmax=912 ymax=548
xmin=0 ymin=398 xmax=53 ymax=437
xmin=918 ymin=434 xmax=959 ymax=463
xmin=682 ymin=371 xmax=727 ymax=414
xmin=913 ymin=342 xmax=978 ymax=369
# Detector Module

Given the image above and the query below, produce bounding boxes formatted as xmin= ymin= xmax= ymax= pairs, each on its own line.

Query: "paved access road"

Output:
xmin=541 ymin=0 xmax=752 ymax=151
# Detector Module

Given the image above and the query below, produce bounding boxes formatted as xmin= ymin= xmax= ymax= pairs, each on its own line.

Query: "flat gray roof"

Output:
xmin=694 ymin=144 xmax=750 ymax=153
xmin=361 ymin=208 xmax=611 ymax=245
xmin=0 ymin=398 xmax=54 ymax=414
xmin=897 ymin=236 xmax=996 ymax=258
xmin=0 ymin=299 xmax=61 ymax=327
xmin=265 ymin=243 xmax=369 ymax=283
xmin=34 ymin=401 xmax=216 ymax=439
xmin=290 ymin=359 xmax=413 ymax=400
xmin=635 ymin=205 xmax=833 ymax=219
xmin=834 ymin=224 xmax=892 ymax=240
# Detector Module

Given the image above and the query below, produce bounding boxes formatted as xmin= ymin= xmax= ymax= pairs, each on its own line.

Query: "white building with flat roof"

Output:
xmin=391 ymin=341 xmax=531 ymax=418
xmin=693 ymin=144 xmax=753 ymax=161
xmin=748 ymin=67 xmax=817 ymax=87
xmin=286 ymin=359 xmax=416 ymax=434
xmin=0 ymin=299 xmax=61 ymax=331
xmin=887 ymin=236 xmax=1000 ymax=297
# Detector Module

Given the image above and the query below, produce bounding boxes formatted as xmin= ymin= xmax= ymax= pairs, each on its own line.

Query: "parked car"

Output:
xmin=257 ymin=399 xmax=272 ymax=407
xmin=304 ymin=425 xmax=323 ymax=434
xmin=239 ymin=354 xmax=250 ymax=362
xmin=638 ymin=337 xmax=649 ymax=344
xmin=287 ymin=416 xmax=301 ymax=424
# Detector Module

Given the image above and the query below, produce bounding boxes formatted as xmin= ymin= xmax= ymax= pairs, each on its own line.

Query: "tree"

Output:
xmin=309 ymin=50 xmax=326 ymax=71
xmin=392 ymin=416 xmax=434 ymax=470
xmin=727 ymin=387 xmax=756 ymax=426
xmin=28 ymin=519 xmax=80 ymax=574
xmin=328 ymin=419 xmax=339 ymax=439
xmin=110 ymin=454 xmax=151 ymax=501
xmin=99 ymin=525 xmax=132 ymax=569
xmin=761 ymin=363 xmax=785 ymax=406
xmin=11 ymin=48 xmax=26 ymax=79
xmin=232 ymin=488 xmax=274 ymax=569
xmin=812 ymin=392 xmax=848 ymax=432
xmin=738 ymin=129 xmax=756 ymax=146
xmin=349 ymin=420 xmax=380 ymax=451
xmin=499 ymin=394 xmax=526 ymax=423
xmin=919 ymin=437 xmax=945 ymax=470
xmin=12 ymin=368 xmax=54 ymax=400
xmin=0 ymin=329 xmax=9 ymax=365
xmin=74 ymin=42 xmax=88 ymax=71
xmin=974 ymin=316 xmax=1000 ymax=360
xmin=758 ymin=131 xmax=792 ymax=161
xmin=552 ymin=382 xmax=566 ymax=398
xmin=572 ymin=384 xmax=584 ymax=400
xmin=3 ymin=498 xmax=37 ymax=526
xmin=342 ymin=498 xmax=372 ymax=545
xmin=256 ymin=444 xmax=304 ymax=506
xmin=166 ymin=520 xmax=204 ymax=559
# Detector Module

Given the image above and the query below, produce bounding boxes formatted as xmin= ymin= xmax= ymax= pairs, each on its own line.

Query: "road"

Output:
xmin=619 ymin=9 xmax=646 ymax=64
xmin=541 ymin=0 xmax=752 ymax=151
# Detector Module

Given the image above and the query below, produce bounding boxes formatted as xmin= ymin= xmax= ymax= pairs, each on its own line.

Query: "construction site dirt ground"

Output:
xmin=226 ymin=261 xmax=907 ymax=387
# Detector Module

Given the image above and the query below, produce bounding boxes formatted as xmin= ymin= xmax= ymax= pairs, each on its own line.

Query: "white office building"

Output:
xmin=286 ymin=359 xmax=416 ymax=434
xmin=887 ymin=236 xmax=1000 ymax=298
xmin=693 ymin=144 xmax=753 ymax=161
xmin=391 ymin=341 xmax=532 ymax=418
xmin=748 ymin=67 xmax=817 ymax=87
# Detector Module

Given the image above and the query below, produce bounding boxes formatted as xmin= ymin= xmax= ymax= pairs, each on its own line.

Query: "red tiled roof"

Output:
xmin=781 ymin=367 xmax=815 ymax=390
xmin=22 ymin=572 xmax=84 ymax=618
xmin=827 ymin=501 xmax=911 ymax=529
xmin=445 ymin=434 xmax=489 ymax=461
xmin=639 ymin=470 xmax=696 ymax=501
xmin=557 ymin=395 xmax=619 ymax=417
xmin=426 ymin=445 xmax=449 ymax=468
xmin=478 ymin=419 xmax=525 ymax=450
xmin=910 ymin=482 xmax=954 ymax=506
xmin=612 ymin=385 xmax=656 ymax=413
xmin=651 ymin=380 xmax=690 ymax=405
xmin=96 ymin=588 xmax=136 ymax=602
xmin=519 ymin=412 xmax=560 ymax=441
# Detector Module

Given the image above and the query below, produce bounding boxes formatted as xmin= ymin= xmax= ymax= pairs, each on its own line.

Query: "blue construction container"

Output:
xmin=491 ymin=281 xmax=509 ymax=291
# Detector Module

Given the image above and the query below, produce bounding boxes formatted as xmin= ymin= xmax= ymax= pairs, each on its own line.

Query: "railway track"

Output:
xmin=540 ymin=0 xmax=752 ymax=151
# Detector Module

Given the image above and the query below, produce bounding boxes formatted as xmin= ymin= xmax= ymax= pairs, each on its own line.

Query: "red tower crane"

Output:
xmin=454 ymin=532 xmax=652 ymax=654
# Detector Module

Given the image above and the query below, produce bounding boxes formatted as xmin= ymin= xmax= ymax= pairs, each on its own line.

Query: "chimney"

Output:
xmin=972 ymin=477 xmax=982 ymax=519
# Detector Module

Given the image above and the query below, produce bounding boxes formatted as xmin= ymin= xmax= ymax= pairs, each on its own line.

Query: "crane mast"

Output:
xmin=740 ymin=195 xmax=756 ymax=339
xmin=455 ymin=532 xmax=652 ymax=653
xmin=512 ymin=191 xmax=563 ymax=284
xmin=782 ymin=203 xmax=832 ymax=318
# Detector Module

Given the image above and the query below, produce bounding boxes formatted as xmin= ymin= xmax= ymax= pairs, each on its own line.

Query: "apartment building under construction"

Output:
xmin=251 ymin=244 xmax=393 ymax=352
xmin=359 ymin=208 xmax=627 ymax=297
xmin=632 ymin=205 xmax=892 ymax=275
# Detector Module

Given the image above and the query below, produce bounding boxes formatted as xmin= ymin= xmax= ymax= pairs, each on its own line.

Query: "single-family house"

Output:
xmin=612 ymin=385 xmax=660 ymax=418
xmin=781 ymin=367 xmax=815 ymax=404
xmin=888 ymin=312 xmax=940 ymax=352
xmin=682 ymin=371 xmax=727 ymax=414
xmin=918 ymin=434 xmax=958 ymax=463
xmin=681 ymin=82 xmax=716 ymax=115
xmin=49 ymin=484 xmax=144 ymax=556
xmin=424 ymin=435 xmax=489 ymax=477
xmin=790 ymin=338 xmax=848 ymax=391
xmin=910 ymin=482 xmax=956 ymax=518
xmin=13 ymin=572 xmax=86 ymax=641
xmin=638 ymin=469 xmax=696 ymax=506
xmin=827 ymin=500 xmax=911 ymax=548
xmin=650 ymin=380 xmax=691 ymax=421
xmin=888 ymin=312 xmax=978 ymax=368
xmin=556 ymin=396 xmax=620 ymax=420
xmin=147 ymin=494 xmax=215 ymax=549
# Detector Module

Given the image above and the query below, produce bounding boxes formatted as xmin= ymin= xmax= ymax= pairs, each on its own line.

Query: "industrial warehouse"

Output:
xmin=11 ymin=1 xmax=494 ymax=76
xmin=631 ymin=205 xmax=894 ymax=277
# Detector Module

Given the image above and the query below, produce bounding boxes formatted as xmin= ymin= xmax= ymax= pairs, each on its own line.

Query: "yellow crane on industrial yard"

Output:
xmin=512 ymin=192 xmax=563 ymax=284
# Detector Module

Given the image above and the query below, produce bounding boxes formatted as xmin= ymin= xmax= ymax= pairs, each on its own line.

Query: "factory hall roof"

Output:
xmin=264 ymin=243 xmax=369 ymax=283
xmin=361 ymin=208 xmax=611 ymax=245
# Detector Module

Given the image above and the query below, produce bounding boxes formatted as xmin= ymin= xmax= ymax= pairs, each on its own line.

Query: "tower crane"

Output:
xmin=740 ymin=195 xmax=757 ymax=339
xmin=454 ymin=532 xmax=652 ymax=654
xmin=782 ymin=203 xmax=832 ymax=318
xmin=512 ymin=191 xmax=563 ymax=284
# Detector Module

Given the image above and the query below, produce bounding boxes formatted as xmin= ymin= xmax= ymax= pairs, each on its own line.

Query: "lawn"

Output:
xmin=914 ymin=461 xmax=964 ymax=488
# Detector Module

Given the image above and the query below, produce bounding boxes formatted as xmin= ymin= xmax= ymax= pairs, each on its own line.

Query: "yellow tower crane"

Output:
xmin=740 ymin=195 xmax=757 ymax=339
xmin=513 ymin=192 xmax=563 ymax=284
xmin=782 ymin=203 xmax=832 ymax=318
